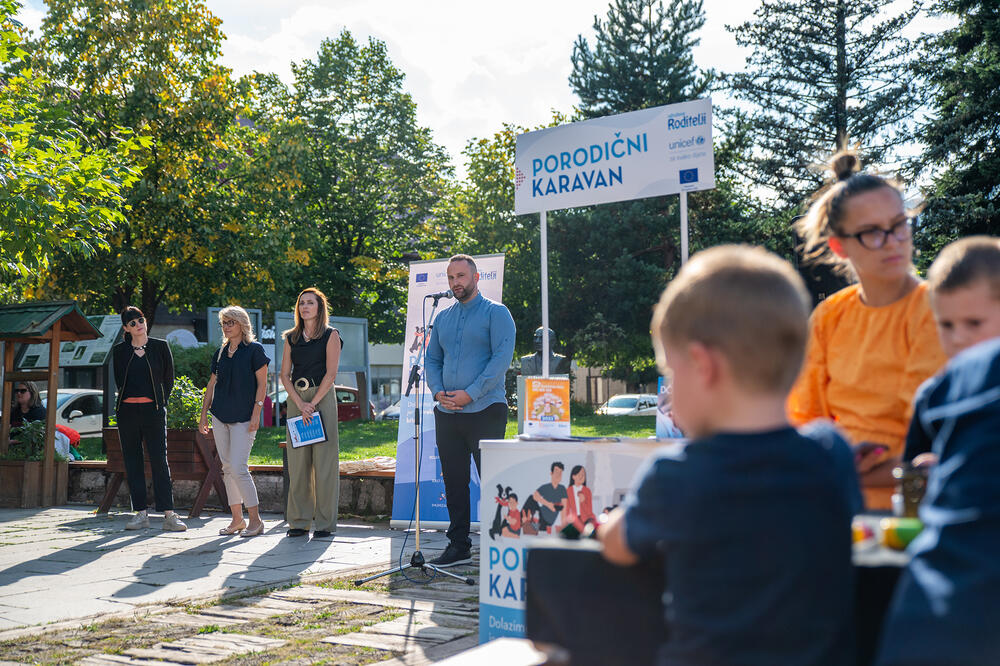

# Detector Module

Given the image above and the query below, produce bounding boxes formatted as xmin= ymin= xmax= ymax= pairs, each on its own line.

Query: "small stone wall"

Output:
xmin=68 ymin=466 xmax=394 ymax=516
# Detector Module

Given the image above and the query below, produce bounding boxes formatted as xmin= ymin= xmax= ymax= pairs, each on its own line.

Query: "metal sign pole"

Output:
xmin=541 ymin=210 xmax=550 ymax=378
xmin=680 ymin=191 xmax=689 ymax=265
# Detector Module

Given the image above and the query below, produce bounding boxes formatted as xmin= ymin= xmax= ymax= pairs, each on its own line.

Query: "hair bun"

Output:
xmin=830 ymin=150 xmax=860 ymax=182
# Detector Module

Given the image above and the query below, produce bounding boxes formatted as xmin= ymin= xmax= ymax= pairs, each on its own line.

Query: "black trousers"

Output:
xmin=434 ymin=403 xmax=508 ymax=550
xmin=117 ymin=402 xmax=174 ymax=512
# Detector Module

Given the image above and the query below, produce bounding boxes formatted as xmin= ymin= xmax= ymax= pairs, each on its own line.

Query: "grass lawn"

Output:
xmin=77 ymin=412 xmax=656 ymax=465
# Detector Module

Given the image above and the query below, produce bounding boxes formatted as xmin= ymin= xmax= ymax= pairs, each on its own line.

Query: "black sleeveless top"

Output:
xmin=289 ymin=327 xmax=341 ymax=385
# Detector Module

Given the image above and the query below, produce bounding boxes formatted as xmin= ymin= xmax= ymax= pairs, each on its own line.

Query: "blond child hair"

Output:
xmin=651 ymin=245 xmax=811 ymax=394
xmin=927 ymin=236 xmax=1000 ymax=299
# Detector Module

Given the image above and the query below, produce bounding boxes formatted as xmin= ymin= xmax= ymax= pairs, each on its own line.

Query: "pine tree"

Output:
xmin=728 ymin=0 xmax=922 ymax=208
xmin=912 ymin=0 xmax=1000 ymax=269
xmin=570 ymin=0 xmax=713 ymax=118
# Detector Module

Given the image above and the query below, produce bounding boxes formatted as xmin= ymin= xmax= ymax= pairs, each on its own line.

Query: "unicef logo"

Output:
xmin=696 ymin=136 xmax=706 ymax=145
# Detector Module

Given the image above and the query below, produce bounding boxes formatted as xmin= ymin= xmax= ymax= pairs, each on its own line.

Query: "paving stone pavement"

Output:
xmin=0 ymin=506 xmax=486 ymax=664
xmin=0 ymin=505 xmax=452 ymax=633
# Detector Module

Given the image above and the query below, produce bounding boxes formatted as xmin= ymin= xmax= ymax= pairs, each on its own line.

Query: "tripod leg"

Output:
xmin=421 ymin=564 xmax=476 ymax=585
xmin=354 ymin=562 xmax=416 ymax=586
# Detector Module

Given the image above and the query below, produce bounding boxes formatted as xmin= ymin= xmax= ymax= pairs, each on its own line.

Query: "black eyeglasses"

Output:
xmin=126 ymin=317 xmax=146 ymax=328
xmin=221 ymin=320 xmax=237 ymax=328
xmin=839 ymin=217 xmax=915 ymax=251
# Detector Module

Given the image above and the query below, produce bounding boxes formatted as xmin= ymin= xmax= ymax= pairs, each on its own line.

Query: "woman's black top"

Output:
xmin=210 ymin=341 xmax=271 ymax=424
xmin=12 ymin=404 xmax=46 ymax=428
xmin=121 ymin=353 xmax=155 ymax=400
xmin=112 ymin=338 xmax=174 ymax=411
xmin=289 ymin=327 xmax=341 ymax=385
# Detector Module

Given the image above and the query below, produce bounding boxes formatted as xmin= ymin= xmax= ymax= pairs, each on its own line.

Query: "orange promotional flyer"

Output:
xmin=523 ymin=376 xmax=571 ymax=437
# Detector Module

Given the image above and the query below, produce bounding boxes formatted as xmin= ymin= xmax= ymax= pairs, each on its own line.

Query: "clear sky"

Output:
xmin=18 ymin=1 xmax=944 ymax=179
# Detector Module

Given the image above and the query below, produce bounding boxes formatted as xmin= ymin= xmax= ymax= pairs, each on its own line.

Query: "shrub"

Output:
xmin=169 ymin=343 xmax=217 ymax=389
xmin=2 ymin=420 xmax=67 ymax=461
xmin=167 ymin=375 xmax=204 ymax=429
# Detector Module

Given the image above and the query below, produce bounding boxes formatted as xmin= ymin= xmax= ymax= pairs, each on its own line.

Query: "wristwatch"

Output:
xmin=256 ymin=400 xmax=264 ymax=407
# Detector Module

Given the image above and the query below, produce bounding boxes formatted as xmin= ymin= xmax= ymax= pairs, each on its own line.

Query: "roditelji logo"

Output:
xmin=416 ymin=273 xmax=428 ymax=283
xmin=679 ymin=168 xmax=699 ymax=184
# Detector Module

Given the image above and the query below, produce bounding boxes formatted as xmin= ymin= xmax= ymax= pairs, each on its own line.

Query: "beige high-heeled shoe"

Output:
xmin=240 ymin=522 xmax=265 ymax=538
xmin=219 ymin=521 xmax=246 ymax=536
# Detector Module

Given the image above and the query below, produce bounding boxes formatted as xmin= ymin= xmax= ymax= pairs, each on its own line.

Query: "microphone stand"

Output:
xmin=355 ymin=292 xmax=474 ymax=586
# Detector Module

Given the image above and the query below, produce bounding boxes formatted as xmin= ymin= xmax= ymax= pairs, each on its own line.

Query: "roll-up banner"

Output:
xmin=390 ymin=254 xmax=507 ymax=529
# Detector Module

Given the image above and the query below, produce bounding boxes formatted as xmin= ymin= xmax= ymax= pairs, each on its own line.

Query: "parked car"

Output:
xmin=268 ymin=385 xmax=375 ymax=425
xmin=596 ymin=393 xmax=658 ymax=416
xmin=38 ymin=389 xmax=104 ymax=437
xmin=376 ymin=400 xmax=400 ymax=421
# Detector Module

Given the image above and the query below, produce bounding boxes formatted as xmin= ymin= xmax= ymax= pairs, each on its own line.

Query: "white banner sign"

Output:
xmin=514 ymin=98 xmax=714 ymax=214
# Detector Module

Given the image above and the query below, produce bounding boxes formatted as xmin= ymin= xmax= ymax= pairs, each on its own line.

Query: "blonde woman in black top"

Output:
xmin=280 ymin=287 xmax=342 ymax=539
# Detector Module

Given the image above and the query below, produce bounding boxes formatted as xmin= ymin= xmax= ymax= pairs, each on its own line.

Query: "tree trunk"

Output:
xmin=835 ymin=0 xmax=849 ymax=151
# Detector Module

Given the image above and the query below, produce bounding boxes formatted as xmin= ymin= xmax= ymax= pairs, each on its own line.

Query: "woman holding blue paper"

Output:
xmin=280 ymin=287 xmax=342 ymax=539
xmin=199 ymin=306 xmax=270 ymax=538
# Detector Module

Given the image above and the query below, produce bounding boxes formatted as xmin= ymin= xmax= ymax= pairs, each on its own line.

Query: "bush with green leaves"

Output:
xmin=169 ymin=343 xmax=217 ymax=390
xmin=166 ymin=375 xmax=204 ymax=429
xmin=2 ymin=420 xmax=67 ymax=461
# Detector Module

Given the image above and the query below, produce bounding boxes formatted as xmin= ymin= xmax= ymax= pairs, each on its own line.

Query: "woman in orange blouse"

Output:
xmin=788 ymin=150 xmax=947 ymax=509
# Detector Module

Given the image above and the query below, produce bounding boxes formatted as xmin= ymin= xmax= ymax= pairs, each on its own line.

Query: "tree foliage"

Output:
xmin=0 ymin=0 xmax=142 ymax=286
xmin=253 ymin=32 xmax=453 ymax=340
xmin=570 ymin=0 xmax=713 ymax=119
xmin=911 ymin=0 xmax=1000 ymax=270
xmin=24 ymin=0 xmax=272 ymax=327
xmin=727 ymin=0 xmax=922 ymax=207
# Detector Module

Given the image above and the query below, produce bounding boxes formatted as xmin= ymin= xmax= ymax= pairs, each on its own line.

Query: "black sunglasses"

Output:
xmin=126 ymin=317 xmax=146 ymax=328
xmin=838 ymin=217 xmax=915 ymax=251
xmin=14 ymin=388 xmax=29 ymax=394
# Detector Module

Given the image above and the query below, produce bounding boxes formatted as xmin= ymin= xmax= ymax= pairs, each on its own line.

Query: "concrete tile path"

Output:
xmin=0 ymin=506 xmax=451 ymax=633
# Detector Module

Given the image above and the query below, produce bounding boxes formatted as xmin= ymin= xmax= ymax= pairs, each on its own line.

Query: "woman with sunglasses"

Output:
xmin=279 ymin=287 xmax=342 ymax=539
xmin=10 ymin=381 xmax=46 ymax=428
xmin=788 ymin=150 xmax=947 ymax=509
xmin=199 ymin=306 xmax=270 ymax=538
xmin=112 ymin=307 xmax=186 ymax=532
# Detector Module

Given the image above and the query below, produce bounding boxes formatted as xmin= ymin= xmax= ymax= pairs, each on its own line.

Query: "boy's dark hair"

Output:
xmin=449 ymin=253 xmax=478 ymax=273
xmin=928 ymin=236 xmax=1000 ymax=300
xmin=508 ymin=493 xmax=518 ymax=502
xmin=551 ymin=461 xmax=564 ymax=472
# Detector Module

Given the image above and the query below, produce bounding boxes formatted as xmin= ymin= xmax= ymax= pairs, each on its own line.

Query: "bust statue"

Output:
xmin=520 ymin=327 xmax=570 ymax=376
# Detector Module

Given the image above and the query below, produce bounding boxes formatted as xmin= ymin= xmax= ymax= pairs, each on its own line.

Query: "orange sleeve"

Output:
xmin=900 ymin=292 xmax=948 ymax=424
xmin=788 ymin=309 xmax=831 ymax=426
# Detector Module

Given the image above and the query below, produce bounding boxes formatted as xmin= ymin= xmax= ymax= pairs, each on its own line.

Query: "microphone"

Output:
xmin=426 ymin=289 xmax=454 ymax=300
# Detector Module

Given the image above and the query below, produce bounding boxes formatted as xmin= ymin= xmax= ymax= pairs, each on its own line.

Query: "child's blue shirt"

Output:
xmin=623 ymin=423 xmax=862 ymax=666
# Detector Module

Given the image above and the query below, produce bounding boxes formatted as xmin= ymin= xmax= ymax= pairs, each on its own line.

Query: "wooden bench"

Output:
xmin=99 ymin=428 xmax=228 ymax=518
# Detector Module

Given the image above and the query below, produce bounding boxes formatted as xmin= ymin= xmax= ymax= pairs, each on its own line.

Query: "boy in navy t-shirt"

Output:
xmin=599 ymin=246 xmax=862 ymax=666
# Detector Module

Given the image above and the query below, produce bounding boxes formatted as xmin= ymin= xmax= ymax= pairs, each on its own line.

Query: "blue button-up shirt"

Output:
xmin=425 ymin=291 xmax=515 ymax=414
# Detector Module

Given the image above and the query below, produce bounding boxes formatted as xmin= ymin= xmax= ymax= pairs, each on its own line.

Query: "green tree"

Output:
xmin=257 ymin=32 xmax=453 ymax=340
xmin=728 ymin=0 xmax=922 ymax=207
xmin=28 ymin=0 xmax=281 ymax=326
xmin=0 ymin=0 xmax=141 ymax=289
xmin=911 ymin=0 xmax=1000 ymax=269
xmin=555 ymin=0 xmax=775 ymax=381
xmin=570 ymin=0 xmax=713 ymax=119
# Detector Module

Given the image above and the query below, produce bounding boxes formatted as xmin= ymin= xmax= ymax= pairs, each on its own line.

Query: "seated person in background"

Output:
xmin=787 ymin=149 xmax=947 ymax=509
xmin=876 ymin=336 xmax=1000 ymax=666
xmin=903 ymin=236 xmax=1000 ymax=466
xmin=10 ymin=381 xmax=46 ymax=428
xmin=599 ymin=245 xmax=862 ymax=666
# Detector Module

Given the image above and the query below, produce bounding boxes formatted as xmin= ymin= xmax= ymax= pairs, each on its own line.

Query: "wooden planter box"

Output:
xmin=100 ymin=427 xmax=227 ymax=518
xmin=0 ymin=459 xmax=69 ymax=508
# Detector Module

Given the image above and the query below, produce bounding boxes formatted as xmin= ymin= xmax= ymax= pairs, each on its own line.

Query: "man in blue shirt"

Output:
xmin=425 ymin=254 xmax=516 ymax=567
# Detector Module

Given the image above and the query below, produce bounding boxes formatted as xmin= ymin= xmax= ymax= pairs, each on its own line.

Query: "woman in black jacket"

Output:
xmin=112 ymin=307 xmax=186 ymax=532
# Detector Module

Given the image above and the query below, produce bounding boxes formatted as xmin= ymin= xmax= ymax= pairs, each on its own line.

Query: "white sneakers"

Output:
xmin=162 ymin=512 xmax=188 ymax=532
xmin=124 ymin=510 xmax=187 ymax=532
xmin=124 ymin=510 xmax=149 ymax=530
